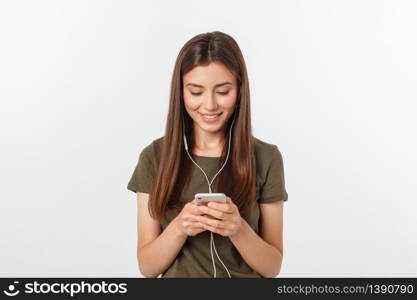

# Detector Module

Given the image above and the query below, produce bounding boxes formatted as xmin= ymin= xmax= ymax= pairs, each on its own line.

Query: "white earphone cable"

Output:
xmin=182 ymin=111 xmax=236 ymax=278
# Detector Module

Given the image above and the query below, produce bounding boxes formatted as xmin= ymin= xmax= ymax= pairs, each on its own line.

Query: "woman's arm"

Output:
xmin=136 ymin=192 xmax=187 ymax=278
xmin=229 ymin=201 xmax=284 ymax=278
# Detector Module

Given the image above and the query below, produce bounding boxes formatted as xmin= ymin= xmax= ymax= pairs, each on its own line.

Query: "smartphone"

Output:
xmin=194 ymin=193 xmax=226 ymax=205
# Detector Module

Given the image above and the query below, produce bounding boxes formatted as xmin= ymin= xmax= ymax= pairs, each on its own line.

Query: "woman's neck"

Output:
xmin=193 ymin=127 xmax=226 ymax=156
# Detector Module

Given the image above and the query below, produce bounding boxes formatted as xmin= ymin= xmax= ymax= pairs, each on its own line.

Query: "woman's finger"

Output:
xmin=182 ymin=213 xmax=202 ymax=222
xmin=200 ymin=222 xmax=223 ymax=235
xmin=197 ymin=215 xmax=227 ymax=229
xmin=206 ymin=201 xmax=234 ymax=213
xmin=198 ymin=205 xmax=229 ymax=219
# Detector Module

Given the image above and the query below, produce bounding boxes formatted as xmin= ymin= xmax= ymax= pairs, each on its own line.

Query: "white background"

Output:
xmin=0 ymin=0 xmax=416 ymax=277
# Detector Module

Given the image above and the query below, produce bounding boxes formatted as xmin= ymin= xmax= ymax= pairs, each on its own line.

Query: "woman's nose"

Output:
xmin=202 ymin=92 xmax=218 ymax=110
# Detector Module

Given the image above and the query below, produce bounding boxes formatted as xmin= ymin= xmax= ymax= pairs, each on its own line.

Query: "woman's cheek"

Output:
xmin=221 ymin=91 xmax=238 ymax=108
xmin=183 ymin=95 xmax=200 ymax=110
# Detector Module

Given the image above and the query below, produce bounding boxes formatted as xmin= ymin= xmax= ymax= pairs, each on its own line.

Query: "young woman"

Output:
xmin=127 ymin=31 xmax=288 ymax=278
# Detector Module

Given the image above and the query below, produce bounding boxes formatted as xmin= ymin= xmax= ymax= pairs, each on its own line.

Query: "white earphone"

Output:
xmin=182 ymin=110 xmax=237 ymax=278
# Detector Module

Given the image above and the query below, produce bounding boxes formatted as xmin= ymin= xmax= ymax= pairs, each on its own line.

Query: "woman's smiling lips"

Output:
xmin=198 ymin=112 xmax=223 ymax=123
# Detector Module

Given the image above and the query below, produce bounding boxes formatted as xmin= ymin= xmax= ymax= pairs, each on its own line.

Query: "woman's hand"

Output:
xmin=196 ymin=197 xmax=243 ymax=237
xmin=175 ymin=200 xmax=207 ymax=238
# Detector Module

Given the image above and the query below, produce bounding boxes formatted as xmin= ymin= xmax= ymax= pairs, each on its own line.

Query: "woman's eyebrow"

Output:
xmin=185 ymin=81 xmax=232 ymax=88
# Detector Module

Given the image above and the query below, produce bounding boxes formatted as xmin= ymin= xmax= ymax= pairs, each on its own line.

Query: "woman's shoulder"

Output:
xmin=252 ymin=136 xmax=285 ymax=176
xmin=252 ymin=136 xmax=282 ymax=157
xmin=152 ymin=136 xmax=164 ymax=149
xmin=141 ymin=136 xmax=164 ymax=156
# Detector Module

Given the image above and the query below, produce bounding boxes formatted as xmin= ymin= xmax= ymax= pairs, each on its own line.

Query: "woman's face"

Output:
xmin=183 ymin=61 xmax=238 ymax=134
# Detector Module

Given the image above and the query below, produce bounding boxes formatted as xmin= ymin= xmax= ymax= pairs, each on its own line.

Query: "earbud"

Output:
xmin=182 ymin=116 xmax=189 ymax=151
xmin=183 ymin=134 xmax=188 ymax=151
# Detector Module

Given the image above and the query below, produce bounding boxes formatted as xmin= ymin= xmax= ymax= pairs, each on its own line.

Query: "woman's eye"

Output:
xmin=190 ymin=91 xmax=229 ymax=96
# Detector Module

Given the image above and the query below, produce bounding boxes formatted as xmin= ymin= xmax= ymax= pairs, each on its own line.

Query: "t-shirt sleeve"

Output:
xmin=127 ymin=144 xmax=155 ymax=194
xmin=258 ymin=145 xmax=289 ymax=203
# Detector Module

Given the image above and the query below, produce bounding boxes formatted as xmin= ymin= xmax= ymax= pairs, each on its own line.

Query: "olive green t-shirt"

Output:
xmin=127 ymin=136 xmax=288 ymax=278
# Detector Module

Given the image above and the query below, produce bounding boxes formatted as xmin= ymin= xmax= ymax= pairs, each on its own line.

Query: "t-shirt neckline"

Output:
xmin=191 ymin=153 xmax=224 ymax=159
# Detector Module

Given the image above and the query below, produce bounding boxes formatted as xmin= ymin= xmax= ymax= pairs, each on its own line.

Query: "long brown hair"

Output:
xmin=149 ymin=31 xmax=256 ymax=222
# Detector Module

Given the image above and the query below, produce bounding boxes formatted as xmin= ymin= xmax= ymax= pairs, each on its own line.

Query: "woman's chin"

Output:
xmin=199 ymin=124 xmax=222 ymax=132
